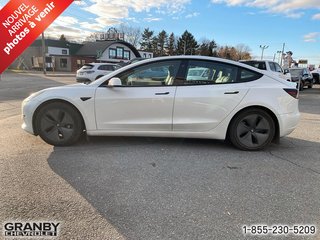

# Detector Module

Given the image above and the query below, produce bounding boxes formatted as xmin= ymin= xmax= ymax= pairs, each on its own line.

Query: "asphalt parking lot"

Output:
xmin=0 ymin=71 xmax=320 ymax=240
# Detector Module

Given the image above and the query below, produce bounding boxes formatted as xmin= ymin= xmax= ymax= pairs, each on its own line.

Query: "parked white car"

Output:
xmin=76 ymin=63 xmax=121 ymax=83
xmin=240 ymin=60 xmax=291 ymax=81
xmin=22 ymin=56 xmax=300 ymax=150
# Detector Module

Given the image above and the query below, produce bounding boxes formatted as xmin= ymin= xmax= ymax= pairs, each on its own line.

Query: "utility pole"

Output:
xmin=260 ymin=45 xmax=269 ymax=60
xmin=280 ymin=43 xmax=285 ymax=66
xmin=41 ymin=32 xmax=46 ymax=75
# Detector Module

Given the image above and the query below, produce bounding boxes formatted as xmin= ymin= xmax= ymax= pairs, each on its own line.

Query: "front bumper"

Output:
xmin=21 ymin=98 xmax=36 ymax=135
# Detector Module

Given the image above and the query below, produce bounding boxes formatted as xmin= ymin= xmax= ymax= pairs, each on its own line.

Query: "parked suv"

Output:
xmin=240 ymin=60 xmax=291 ymax=81
xmin=76 ymin=63 xmax=121 ymax=83
xmin=289 ymin=68 xmax=314 ymax=91
xmin=311 ymin=68 xmax=320 ymax=84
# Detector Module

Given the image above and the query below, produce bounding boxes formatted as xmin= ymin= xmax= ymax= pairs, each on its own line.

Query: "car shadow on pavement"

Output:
xmin=47 ymin=136 xmax=320 ymax=239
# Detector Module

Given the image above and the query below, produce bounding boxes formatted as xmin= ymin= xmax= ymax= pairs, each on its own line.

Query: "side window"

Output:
xmin=274 ymin=63 xmax=283 ymax=73
xmin=269 ymin=62 xmax=276 ymax=72
xmin=184 ymin=60 xmax=237 ymax=85
xmin=98 ymin=65 xmax=115 ymax=71
xmin=239 ymin=68 xmax=263 ymax=82
xmin=115 ymin=60 xmax=181 ymax=86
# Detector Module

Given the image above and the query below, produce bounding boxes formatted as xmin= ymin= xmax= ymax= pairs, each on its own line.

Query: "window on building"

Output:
xmin=123 ymin=50 xmax=130 ymax=60
xmin=149 ymin=54 xmax=152 ymax=58
xmin=143 ymin=53 xmax=147 ymax=58
xmin=60 ymin=58 xmax=68 ymax=68
xmin=116 ymin=47 xmax=124 ymax=59
xmin=109 ymin=49 xmax=116 ymax=59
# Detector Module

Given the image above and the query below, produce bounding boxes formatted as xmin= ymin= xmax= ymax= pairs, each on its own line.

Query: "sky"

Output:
xmin=1 ymin=0 xmax=319 ymax=65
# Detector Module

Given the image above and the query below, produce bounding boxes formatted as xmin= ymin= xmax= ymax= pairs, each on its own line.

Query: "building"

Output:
xmin=75 ymin=40 xmax=141 ymax=66
xmin=11 ymin=38 xmax=153 ymax=72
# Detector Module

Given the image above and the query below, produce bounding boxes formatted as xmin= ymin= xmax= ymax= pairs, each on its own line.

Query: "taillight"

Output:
xmin=283 ymin=88 xmax=298 ymax=99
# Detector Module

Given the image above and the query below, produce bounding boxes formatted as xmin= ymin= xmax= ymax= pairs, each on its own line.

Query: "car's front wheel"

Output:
xmin=228 ymin=109 xmax=275 ymax=151
xmin=35 ymin=102 xmax=84 ymax=146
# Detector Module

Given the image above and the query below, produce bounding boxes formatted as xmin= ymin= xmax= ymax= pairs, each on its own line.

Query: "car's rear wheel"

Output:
xmin=35 ymin=102 xmax=84 ymax=146
xmin=229 ymin=109 xmax=275 ymax=151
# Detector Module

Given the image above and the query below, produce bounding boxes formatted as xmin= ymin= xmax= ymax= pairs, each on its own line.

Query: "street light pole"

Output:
xmin=183 ymin=40 xmax=187 ymax=55
xmin=276 ymin=50 xmax=282 ymax=64
xmin=41 ymin=32 xmax=46 ymax=75
xmin=260 ymin=45 xmax=269 ymax=60
xmin=280 ymin=43 xmax=285 ymax=66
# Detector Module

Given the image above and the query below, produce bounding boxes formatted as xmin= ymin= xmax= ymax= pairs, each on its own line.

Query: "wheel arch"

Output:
xmin=32 ymin=99 xmax=86 ymax=136
xmin=226 ymin=105 xmax=280 ymax=143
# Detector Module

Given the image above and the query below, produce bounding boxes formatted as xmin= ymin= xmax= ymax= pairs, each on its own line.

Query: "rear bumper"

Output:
xmin=279 ymin=111 xmax=300 ymax=137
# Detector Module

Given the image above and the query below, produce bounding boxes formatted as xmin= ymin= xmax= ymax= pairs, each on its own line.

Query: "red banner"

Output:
xmin=0 ymin=0 xmax=74 ymax=73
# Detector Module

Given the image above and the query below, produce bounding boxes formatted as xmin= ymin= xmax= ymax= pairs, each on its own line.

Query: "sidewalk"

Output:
xmin=3 ymin=69 xmax=76 ymax=77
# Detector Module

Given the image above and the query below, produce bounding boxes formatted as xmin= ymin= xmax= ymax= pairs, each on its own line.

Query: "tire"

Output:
xmin=228 ymin=109 xmax=275 ymax=151
xmin=35 ymin=102 xmax=84 ymax=146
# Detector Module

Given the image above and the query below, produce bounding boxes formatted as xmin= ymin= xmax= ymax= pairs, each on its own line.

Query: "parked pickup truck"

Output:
xmin=240 ymin=60 xmax=291 ymax=82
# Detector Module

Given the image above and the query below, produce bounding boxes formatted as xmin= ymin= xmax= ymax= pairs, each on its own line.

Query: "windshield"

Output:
xmin=289 ymin=69 xmax=303 ymax=77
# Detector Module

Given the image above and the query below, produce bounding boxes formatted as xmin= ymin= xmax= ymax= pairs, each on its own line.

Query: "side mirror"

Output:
xmin=108 ymin=77 xmax=122 ymax=87
xmin=283 ymin=69 xmax=289 ymax=74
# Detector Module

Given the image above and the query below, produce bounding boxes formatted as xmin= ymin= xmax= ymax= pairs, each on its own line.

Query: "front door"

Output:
xmin=95 ymin=60 xmax=182 ymax=131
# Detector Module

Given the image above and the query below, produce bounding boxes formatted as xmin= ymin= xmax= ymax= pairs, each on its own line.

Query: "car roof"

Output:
xmin=240 ymin=60 xmax=277 ymax=64
xmin=87 ymin=62 xmax=119 ymax=66
xmin=91 ymin=55 xmax=268 ymax=86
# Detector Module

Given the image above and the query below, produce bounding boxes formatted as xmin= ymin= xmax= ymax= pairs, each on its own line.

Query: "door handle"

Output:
xmin=224 ymin=91 xmax=239 ymax=94
xmin=155 ymin=92 xmax=170 ymax=95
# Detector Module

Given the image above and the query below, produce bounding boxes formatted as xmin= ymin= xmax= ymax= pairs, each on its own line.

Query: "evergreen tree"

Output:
xmin=167 ymin=32 xmax=176 ymax=56
xmin=151 ymin=36 xmax=159 ymax=56
xmin=177 ymin=30 xmax=198 ymax=55
xmin=198 ymin=38 xmax=217 ymax=56
xmin=140 ymin=28 xmax=154 ymax=52
xmin=59 ymin=34 xmax=67 ymax=42
xmin=157 ymin=30 xmax=168 ymax=56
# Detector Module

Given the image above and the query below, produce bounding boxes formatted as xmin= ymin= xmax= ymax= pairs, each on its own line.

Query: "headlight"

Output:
xmin=24 ymin=91 xmax=45 ymax=102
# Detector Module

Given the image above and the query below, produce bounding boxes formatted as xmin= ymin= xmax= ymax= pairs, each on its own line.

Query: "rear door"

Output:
xmin=173 ymin=60 xmax=259 ymax=132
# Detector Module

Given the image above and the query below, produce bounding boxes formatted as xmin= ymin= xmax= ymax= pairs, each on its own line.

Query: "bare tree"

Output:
xmin=118 ymin=24 xmax=142 ymax=48
xmin=235 ymin=44 xmax=251 ymax=60
xmin=84 ymin=33 xmax=98 ymax=42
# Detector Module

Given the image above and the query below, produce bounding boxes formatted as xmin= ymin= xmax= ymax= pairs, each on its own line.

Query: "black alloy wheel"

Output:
xmin=229 ymin=109 xmax=275 ymax=150
xmin=35 ymin=102 xmax=84 ymax=146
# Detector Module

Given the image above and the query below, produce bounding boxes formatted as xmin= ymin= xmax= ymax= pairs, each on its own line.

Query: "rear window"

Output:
xmin=239 ymin=68 xmax=263 ymax=82
xmin=289 ymin=69 xmax=303 ymax=77
xmin=81 ymin=64 xmax=94 ymax=70
xmin=242 ymin=61 xmax=267 ymax=71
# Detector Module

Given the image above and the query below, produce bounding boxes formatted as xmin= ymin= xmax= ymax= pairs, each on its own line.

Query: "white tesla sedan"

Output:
xmin=22 ymin=56 xmax=300 ymax=150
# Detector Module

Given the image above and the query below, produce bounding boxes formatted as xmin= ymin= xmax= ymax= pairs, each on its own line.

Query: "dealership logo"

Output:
xmin=3 ymin=222 xmax=60 ymax=237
